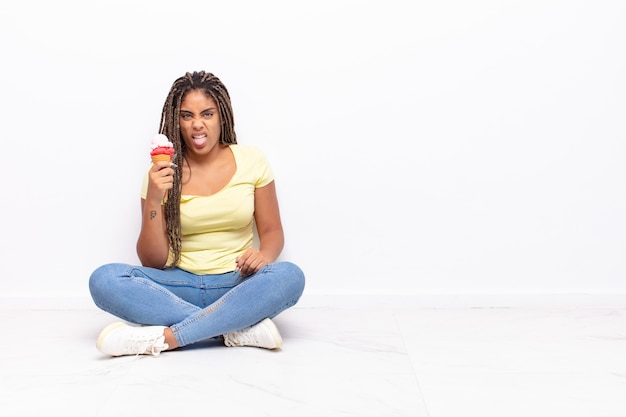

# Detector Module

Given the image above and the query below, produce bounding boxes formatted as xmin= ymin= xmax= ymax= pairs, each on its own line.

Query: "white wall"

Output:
xmin=1 ymin=0 xmax=624 ymax=306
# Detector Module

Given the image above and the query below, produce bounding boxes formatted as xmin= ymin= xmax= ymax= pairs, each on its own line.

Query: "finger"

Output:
xmin=154 ymin=160 xmax=172 ymax=168
xmin=151 ymin=162 xmax=168 ymax=173
xmin=245 ymin=257 xmax=267 ymax=276
xmin=239 ymin=260 xmax=255 ymax=277
xmin=236 ymin=251 xmax=252 ymax=268
xmin=248 ymin=257 xmax=262 ymax=271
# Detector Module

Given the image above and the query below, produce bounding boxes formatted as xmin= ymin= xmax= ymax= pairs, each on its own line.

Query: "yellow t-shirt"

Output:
xmin=141 ymin=144 xmax=274 ymax=274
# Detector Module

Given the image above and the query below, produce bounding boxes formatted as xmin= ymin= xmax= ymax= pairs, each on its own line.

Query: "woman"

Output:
xmin=89 ymin=71 xmax=305 ymax=357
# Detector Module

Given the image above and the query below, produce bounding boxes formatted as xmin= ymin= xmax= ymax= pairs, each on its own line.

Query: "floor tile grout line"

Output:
xmin=393 ymin=310 xmax=432 ymax=417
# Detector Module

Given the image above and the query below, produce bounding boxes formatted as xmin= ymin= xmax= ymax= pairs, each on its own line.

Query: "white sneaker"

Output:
xmin=96 ymin=322 xmax=169 ymax=357
xmin=223 ymin=318 xmax=283 ymax=350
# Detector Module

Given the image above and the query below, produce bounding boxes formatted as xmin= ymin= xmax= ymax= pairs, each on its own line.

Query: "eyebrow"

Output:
xmin=180 ymin=107 xmax=217 ymax=114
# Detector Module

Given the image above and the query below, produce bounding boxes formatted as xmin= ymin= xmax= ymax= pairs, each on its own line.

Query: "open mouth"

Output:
xmin=192 ymin=134 xmax=207 ymax=147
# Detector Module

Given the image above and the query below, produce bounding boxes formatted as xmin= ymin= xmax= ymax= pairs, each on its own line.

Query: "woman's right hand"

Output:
xmin=146 ymin=161 xmax=175 ymax=204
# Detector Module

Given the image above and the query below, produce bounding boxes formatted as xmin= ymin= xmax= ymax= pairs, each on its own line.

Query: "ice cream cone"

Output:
xmin=151 ymin=154 xmax=172 ymax=163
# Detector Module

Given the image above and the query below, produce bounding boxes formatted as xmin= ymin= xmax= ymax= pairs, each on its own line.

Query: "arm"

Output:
xmin=136 ymin=162 xmax=174 ymax=268
xmin=236 ymin=180 xmax=284 ymax=276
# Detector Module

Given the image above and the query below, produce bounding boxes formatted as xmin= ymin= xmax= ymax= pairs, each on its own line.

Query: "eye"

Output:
xmin=203 ymin=112 xmax=213 ymax=118
xmin=180 ymin=113 xmax=192 ymax=120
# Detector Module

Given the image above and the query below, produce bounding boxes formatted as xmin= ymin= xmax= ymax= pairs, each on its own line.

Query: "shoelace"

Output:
xmin=132 ymin=336 xmax=168 ymax=357
xmin=226 ymin=327 xmax=258 ymax=346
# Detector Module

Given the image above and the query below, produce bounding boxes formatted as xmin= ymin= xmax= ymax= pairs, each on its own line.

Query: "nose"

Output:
xmin=191 ymin=118 xmax=203 ymax=128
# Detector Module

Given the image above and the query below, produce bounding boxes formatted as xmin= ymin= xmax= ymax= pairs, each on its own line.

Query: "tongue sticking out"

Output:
xmin=193 ymin=135 xmax=207 ymax=147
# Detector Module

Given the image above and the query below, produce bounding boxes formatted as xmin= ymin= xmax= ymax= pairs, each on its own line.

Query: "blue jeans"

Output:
xmin=88 ymin=262 xmax=305 ymax=347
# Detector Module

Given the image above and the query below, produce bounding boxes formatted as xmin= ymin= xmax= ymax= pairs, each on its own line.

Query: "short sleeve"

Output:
xmin=140 ymin=167 xmax=149 ymax=199
xmin=250 ymin=146 xmax=274 ymax=188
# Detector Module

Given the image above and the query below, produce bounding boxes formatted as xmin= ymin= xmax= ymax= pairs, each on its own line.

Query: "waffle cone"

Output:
xmin=151 ymin=154 xmax=172 ymax=163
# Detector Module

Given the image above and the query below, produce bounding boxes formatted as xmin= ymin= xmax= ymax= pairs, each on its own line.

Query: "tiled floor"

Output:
xmin=1 ymin=299 xmax=625 ymax=416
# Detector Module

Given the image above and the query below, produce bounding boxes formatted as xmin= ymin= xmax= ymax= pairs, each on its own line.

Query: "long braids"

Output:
xmin=158 ymin=71 xmax=237 ymax=267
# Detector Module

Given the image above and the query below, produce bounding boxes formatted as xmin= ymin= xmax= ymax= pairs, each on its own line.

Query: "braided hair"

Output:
xmin=158 ymin=71 xmax=237 ymax=267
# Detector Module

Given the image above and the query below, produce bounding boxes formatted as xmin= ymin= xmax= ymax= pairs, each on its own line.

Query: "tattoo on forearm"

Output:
xmin=150 ymin=210 xmax=157 ymax=220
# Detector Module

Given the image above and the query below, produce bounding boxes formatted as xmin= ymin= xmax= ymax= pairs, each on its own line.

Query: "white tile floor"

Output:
xmin=1 ymin=298 xmax=625 ymax=417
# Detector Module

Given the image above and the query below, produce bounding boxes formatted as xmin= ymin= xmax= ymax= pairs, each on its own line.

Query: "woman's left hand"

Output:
xmin=236 ymin=248 xmax=269 ymax=277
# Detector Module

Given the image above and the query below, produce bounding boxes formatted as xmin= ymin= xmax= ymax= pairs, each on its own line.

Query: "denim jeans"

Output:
xmin=88 ymin=261 xmax=305 ymax=347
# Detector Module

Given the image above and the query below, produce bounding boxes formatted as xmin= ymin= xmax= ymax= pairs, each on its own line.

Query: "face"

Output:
xmin=179 ymin=89 xmax=221 ymax=156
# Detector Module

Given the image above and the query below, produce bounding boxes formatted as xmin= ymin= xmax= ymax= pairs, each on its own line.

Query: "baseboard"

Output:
xmin=295 ymin=290 xmax=626 ymax=309
xmin=1 ymin=291 xmax=625 ymax=310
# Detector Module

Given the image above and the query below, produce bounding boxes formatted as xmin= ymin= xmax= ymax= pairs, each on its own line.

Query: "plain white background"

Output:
xmin=0 ymin=0 xmax=624 ymax=306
